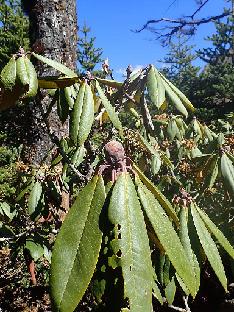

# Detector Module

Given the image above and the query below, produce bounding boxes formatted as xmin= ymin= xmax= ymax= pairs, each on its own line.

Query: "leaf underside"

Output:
xmin=108 ymin=173 xmax=156 ymax=312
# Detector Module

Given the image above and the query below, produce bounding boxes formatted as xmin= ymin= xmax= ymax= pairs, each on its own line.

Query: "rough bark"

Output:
xmin=23 ymin=0 xmax=77 ymax=165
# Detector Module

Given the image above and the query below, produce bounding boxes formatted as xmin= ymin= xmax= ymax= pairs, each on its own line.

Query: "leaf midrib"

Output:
xmin=58 ymin=179 xmax=97 ymax=308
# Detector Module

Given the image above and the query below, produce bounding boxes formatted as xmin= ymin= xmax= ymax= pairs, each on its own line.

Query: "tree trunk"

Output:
xmin=23 ymin=0 xmax=77 ymax=165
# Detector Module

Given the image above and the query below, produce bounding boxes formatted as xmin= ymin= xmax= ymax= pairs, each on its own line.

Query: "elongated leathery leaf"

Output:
xmin=96 ymin=77 xmax=123 ymax=90
xmin=136 ymin=177 xmax=196 ymax=297
xmin=70 ymin=82 xmax=86 ymax=144
xmin=95 ymin=81 xmax=123 ymax=135
xmin=28 ymin=181 xmax=42 ymax=216
xmin=132 ymin=163 xmax=179 ymax=226
xmin=196 ymin=206 xmax=234 ymax=260
xmin=159 ymin=72 xmax=195 ymax=112
xmin=179 ymin=207 xmax=200 ymax=295
xmin=108 ymin=173 xmax=157 ymax=311
xmin=165 ymin=277 xmax=176 ymax=305
xmin=154 ymin=68 xmax=166 ymax=109
xmin=160 ymin=76 xmax=188 ymax=117
xmin=147 ymin=66 xmax=158 ymax=107
xmin=78 ymin=83 xmax=94 ymax=145
xmin=32 ymin=53 xmax=77 ymax=77
xmin=50 ymin=175 xmax=106 ymax=312
xmin=190 ymin=203 xmax=227 ymax=291
xmin=221 ymin=153 xmax=234 ymax=195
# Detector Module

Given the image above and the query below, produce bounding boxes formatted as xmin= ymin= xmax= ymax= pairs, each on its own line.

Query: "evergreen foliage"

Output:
xmin=77 ymin=24 xmax=104 ymax=73
xmin=0 ymin=0 xmax=29 ymax=70
xmin=197 ymin=15 xmax=234 ymax=112
xmin=160 ymin=34 xmax=200 ymax=103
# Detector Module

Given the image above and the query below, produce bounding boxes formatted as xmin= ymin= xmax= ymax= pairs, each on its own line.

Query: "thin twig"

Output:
xmin=134 ymin=6 xmax=231 ymax=43
xmin=0 ymin=231 xmax=27 ymax=242
xmin=183 ymin=296 xmax=191 ymax=312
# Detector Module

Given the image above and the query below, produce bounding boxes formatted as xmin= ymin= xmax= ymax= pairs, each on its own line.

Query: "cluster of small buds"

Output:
xmin=223 ymin=135 xmax=234 ymax=153
xmin=161 ymin=139 xmax=170 ymax=149
xmin=172 ymin=188 xmax=193 ymax=207
xmin=124 ymin=130 xmax=148 ymax=156
xmin=178 ymin=160 xmax=192 ymax=174
xmin=225 ymin=135 xmax=234 ymax=146
xmin=153 ymin=113 xmax=168 ymax=121
xmin=15 ymin=161 xmax=30 ymax=173
xmin=181 ymin=139 xmax=196 ymax=150
xmin=220 ymin=146 xmax=231 ymax=154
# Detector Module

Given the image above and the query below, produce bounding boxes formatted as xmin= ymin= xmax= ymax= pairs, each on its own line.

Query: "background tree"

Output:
xmin=0 ymin=0 xmax=29 ymax=69
xmin=196 ymin=14 xmax=234 ymax=113
xmin=160 ymin=34 xmax=200 ymax=104
xmin=77 ymin=24 xmax=104 ymax=74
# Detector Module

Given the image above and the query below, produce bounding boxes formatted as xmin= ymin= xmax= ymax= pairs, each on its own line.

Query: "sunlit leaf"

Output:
xmin=32 ymin=53 xmax=77 ymax=77
xmin=108 ymin=173 xmax=156 ymax=311
xmin=160 ymin=77 xmax=188 ymax=117
xmin=179 ymin=207 xmax=200 ymax=295
xmin=133 ymin=163 xmax=179 ymax=226
xmin=28 ymin=181 xmax=42 ymax=216
xmin=159 ymin=72 xmax=195 ymax=112
xmin=96 ymin=77 xmax=123 ymax=89
xmin=190 ymin=203 xmax=227 ymax=291
xmin=165 ymin=277 xmax=176 ymax=305
xmin=136 ymin=178 xmax=196 ymax=296
xmin=95 ymin=81 xmax=123 ymax=135
xmin=221 ymin=153 xmax=234 ymax=195
xmin=196 ymin=206 xmax=234 ymax=260
xmin=50 ymin=175 xmax=106 ymax=312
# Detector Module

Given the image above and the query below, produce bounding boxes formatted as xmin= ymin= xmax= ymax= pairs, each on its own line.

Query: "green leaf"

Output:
xmin=190 ymin=203 xmax=227 ymax=291
xmin=0 ymin=57 xmax=16 ymax=90
xmin=64 ymin=86 xmax=75 ymax=108
xmin=196 ymin=206 xmax=234 ymax=260
xmin=71 ymin=145 xmax=86 ymax=167
xmin=204 ymin=155 xmax=219 ymax=189
xmin=136 ymin=178 xmax=196 ymax=296
xmin=147 ymin=66 xmax=158 ymax=107
xmin=133 ymin=163 xmax=179 ymax=227
xmin=160 ymin=76 xmax=188 ymax=117
xmin=38 ymin=76 xmax=79 ymax=89
xmin=108 ymin=173 xmax=155 ymax=311
xmin=70 ymin=82 xmax=94 ymax=145
xmin=159 ymin=72 xmax=195 ymax=112
xmin=32 ymin=53 xmax=77 ymax=77
xmin=78 ymin=83 xmax=94 ymax=145
xmin=25 ymin=239 xmax=44 ymax=261
xmin=95 ymin=80 xmax=123 ymax=135
xmin=226 ymin=152 xmax=234 ymax=163
xmin=24 ymin=57 xmax=38 ymax=97
xmin=50 ymin=175 xmax=106 ymax=312
xmin=221 ymin=153 xmax=234 ymax=195
xmin=28 ymin=181 xmax=42 ymax=216
xmin=179 ymin=207 xmax=200 ymax=295
xmin=167 ymin=118 xmax=180 ymax=140
xmin=16 ymin=56 xmax=29 ymax=86
xmin=160 ymin=152 xmax=174 ymax=170
xmin=70 ymin=82 xmax=85 ymax=144
xmin=154 ymin=68 xmax=166 ymax=109
xmin=96 ymin=77 xmax=123 ymax=89
xmin=0 ymin=202 xmax=15 ymax=220
xmin=153 ymin=282 xmax=163 ymax=305
xmin=151 ymin=153 xmax=161 ymax=175
xmin=165 ymin=277 xmax=176 ymax=305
